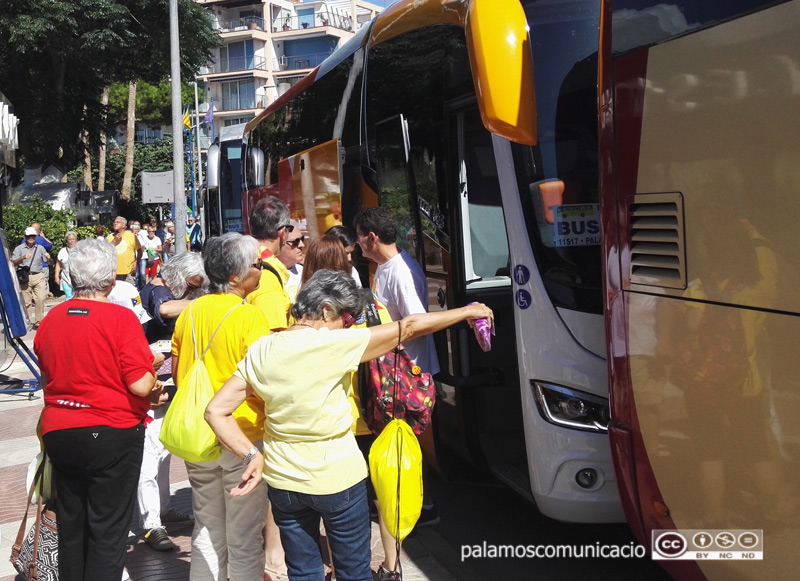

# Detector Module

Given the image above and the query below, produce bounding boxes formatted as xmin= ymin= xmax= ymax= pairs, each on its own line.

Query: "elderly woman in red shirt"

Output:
xmin=34 ymin=238 xmax=161 ymax=581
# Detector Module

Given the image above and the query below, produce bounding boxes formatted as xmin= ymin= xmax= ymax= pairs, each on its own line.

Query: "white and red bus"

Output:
xmin=601 ymin=0 xmax=800 ymax=578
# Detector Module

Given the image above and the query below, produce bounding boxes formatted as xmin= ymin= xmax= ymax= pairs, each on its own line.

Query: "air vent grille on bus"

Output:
xmin=629 ymin=193 xmax=686 ymax=289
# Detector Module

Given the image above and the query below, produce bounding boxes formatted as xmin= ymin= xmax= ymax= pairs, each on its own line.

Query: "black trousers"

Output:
xmin=43 ymin=423 xmax=145 ymax=581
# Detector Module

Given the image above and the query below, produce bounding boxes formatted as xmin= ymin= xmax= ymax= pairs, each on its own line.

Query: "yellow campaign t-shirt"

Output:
xmin=235 ymin=326 xmax=371 ymax=494
xmin=172 ymin=293 xmax=269 ymax=442
xmin=108 ymin=231 xmax=141 ymax=275
xmin=247 ymin=250 xmax=291 ymax=331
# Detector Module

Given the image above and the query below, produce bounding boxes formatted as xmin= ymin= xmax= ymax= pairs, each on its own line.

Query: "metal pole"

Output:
xmin=193 ymin=82 xmax=203 ymax=193
xmin=170 ymin=0 xmax=187 ymax=254
xmin=193 ymin=81 xmax=204 ymax=235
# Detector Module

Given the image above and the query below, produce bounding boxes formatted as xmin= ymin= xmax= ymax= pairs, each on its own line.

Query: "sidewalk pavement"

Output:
xmin=0 ymin=297 xmax=480 ymax=581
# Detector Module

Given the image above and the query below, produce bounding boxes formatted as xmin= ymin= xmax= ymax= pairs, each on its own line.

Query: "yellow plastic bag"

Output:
xmin=159 ymin=358 xmax=221 ymax=463
xmin=369 ymin=419 xmax=423 ymax=542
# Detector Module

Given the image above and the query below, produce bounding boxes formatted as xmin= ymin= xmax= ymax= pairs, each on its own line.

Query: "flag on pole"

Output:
xmin=203 ymin=100 xmax=214 ymax=125
xmin=182 ymin=107 xmax=191 ymax=130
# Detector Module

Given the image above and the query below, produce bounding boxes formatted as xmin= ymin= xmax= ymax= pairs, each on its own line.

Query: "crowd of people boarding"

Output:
xmin=29 ymin=198 xmax=493 ymax=581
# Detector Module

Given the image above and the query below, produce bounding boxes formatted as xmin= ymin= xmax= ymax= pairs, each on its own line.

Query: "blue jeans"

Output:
xmin=269 ymin=479 xmax=372 ymax=581
xmin=136 ymin=258 xmax=148 ymax=290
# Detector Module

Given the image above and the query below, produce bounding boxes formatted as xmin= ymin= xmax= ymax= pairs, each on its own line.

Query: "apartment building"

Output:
xmin=193 ymin=0 xmax=383 ymax=147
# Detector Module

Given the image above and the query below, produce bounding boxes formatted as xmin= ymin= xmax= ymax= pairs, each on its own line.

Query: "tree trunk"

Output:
xmin=98 ymin=86 xmax=109 ymax=191
xmin=81 ymin=104 xmax=93 ymax=190
xmin=121 ymin=80 xmax=137 ymax=201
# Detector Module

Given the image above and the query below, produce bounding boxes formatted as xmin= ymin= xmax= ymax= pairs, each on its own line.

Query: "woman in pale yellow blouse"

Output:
xmin=206 ymin=269 xmax=493 ymax=581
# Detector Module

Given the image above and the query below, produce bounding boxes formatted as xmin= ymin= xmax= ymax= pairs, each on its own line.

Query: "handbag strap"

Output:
xmin=393 ymin=321 xmax=401 ymax=403
xmin=189 ymin=300 xmax=243 ymax=361
xmin=363 ymin=290 xmax=381 ymax=327
xmin=12 ymin=452 xmax=47 ymax=565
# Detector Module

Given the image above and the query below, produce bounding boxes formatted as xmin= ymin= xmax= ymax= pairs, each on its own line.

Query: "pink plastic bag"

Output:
xmin=469 ymin=302 xmax=494 ymax=352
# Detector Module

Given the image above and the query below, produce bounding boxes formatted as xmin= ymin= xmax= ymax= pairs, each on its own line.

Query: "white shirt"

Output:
xmin=142 ymin=235 xmax=161 ymax=255
xmin=108 ymin=281 xmax=151 ymax=325
xmin=373 ymin=250 xmax=440 ymax=375
xmin=57 ymin=247 xmax=72 ymax=286
xmin=285 ymin=264 xmax=302 ymax=303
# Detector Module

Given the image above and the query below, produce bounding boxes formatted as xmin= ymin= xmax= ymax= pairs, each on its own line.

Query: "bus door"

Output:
xmin=432 ymin=101 xmax=525 ymax=488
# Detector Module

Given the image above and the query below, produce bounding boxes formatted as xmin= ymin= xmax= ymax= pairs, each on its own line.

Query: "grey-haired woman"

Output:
xmin=140 ymin=251 xmax=208 ymax=343
xmin=206 ymin=269 xmax=493 ymax=581
xmin=34 ymin=238 xmax=161 ymax=580
xmin=54 ymin=230 xmax=78 ymax=299
xmin=170 ymin=232 xmax=271 ymax=580
xmin=136 ymin=251 xmax=209 ymax=551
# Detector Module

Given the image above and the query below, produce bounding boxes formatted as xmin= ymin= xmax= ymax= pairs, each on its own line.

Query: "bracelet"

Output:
xmin=242 ymin=446 xmax=259 ymax=467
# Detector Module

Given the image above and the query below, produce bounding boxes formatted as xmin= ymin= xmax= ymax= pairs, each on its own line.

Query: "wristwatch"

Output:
xmin=242 ymin=446 xmax=259 ymax=467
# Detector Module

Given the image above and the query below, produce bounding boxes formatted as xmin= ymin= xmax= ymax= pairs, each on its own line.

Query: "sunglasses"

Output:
xmin=341 ymin=312 xmax=356 ymax=329
xmin=286 ymin=236 xmax=306 ymax=249
xmin=281 ymin=223 xmax=295 ymax=233
xmin=250 ymin=261 xmax=264 ymax=270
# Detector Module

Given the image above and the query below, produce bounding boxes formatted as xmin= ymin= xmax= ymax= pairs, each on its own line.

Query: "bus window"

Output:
xmin=512 ymin=0 xmax=602 ymax=314
xmin=373 ymin=115 xmax=420 ymax=262
xmin=365 ymin=26 xmax=471 ymax=271
xmin=457 ymin=106 xmax=509 ymax=285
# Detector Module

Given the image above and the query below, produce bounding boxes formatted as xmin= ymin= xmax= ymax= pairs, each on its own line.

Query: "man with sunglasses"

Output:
xmin=247 ymin=197 xmax=294 ymax=334
xmin=277 ymin=220 xmax=306 ymax=302
xmin=245 ymin=197 xmax=294 ymax=577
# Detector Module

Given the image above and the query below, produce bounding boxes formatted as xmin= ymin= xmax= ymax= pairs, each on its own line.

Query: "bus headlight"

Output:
xmin=532 ymin=381 xmax=609 ymax=433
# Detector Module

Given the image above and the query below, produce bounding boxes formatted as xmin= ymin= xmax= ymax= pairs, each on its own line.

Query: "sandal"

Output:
xmin=264 ymin=565 xmax=289 ymax=581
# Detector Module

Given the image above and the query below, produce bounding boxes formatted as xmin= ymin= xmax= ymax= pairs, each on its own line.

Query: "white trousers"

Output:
xmin=137 ymin=406 xmax=172 ymax=529
xmin=186 ymin=442 xmax=267 ymax=581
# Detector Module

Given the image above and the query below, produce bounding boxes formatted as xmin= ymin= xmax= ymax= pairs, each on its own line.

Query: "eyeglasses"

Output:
xmin=286 ymin=236 xmax=306 ymax=249
xmin=250 ymin=262 xmax=264 ymax=270
xmin=341 ymin=312 xmax=356 ymax=329
xmin=280 ymin=224 xmax=295 ymax=233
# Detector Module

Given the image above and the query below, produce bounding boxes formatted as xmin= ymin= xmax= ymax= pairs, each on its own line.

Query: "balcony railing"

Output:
xmin=274 ymin=52 xmax=332 ymax=71
xmin=273 ymin=12 xmax=352 ymax=33
xmin=218 ymin=16 xmax=266 ymax=33
xmin=220 ymin=95 xmax=269 ymax=111
xmin=207 ymin=56 xmax=267 ymax=74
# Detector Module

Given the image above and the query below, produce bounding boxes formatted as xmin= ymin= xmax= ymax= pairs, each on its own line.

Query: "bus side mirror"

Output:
xmin=247 ymin=146 xmax=265 ymax=188
xmin=466 ymin=0 xmax=537 ymax=146
xmin=206 ymin=144 xmax=220 ymax=189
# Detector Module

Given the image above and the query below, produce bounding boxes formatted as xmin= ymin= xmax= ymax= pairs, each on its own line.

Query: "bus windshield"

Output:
xmin=511 ymin=0 xmax=602 ymax=314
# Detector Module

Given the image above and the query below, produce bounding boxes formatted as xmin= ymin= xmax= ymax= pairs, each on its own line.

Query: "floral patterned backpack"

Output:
xmin=359 ymin=292 xmax=436 ymax=435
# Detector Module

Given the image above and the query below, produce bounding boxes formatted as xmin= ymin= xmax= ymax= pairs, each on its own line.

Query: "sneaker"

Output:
xmin=160 ymin=508 xmax=194 ymax=524
xmin=377 ymin=565 xmax=402 ymax=581
xmin=144 ymin=526 xmax=175 ymax=551
xmin=415 ymin=504 xmax=440 ymax=528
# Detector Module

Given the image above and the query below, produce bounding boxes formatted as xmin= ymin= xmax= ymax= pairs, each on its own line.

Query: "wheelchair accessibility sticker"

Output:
xmin=516 ymin=289 xmax=532 ymax=310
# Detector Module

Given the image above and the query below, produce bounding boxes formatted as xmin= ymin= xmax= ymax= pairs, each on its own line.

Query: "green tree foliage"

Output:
xmin=107 ymin=80 xmax=205 ymax=126
xmin=4 ymin=195 xmax=96 ymax=267
xmin=0 ymin=0 xmax=219 ymax=169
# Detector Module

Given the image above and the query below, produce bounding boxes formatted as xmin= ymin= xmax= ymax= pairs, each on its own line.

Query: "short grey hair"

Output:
xmin=291 ymin=269 xmax=365 ymax=321
xmin=249 ymin=197 xmax=290 ymax=240
xmin=65 ymin=231 xmax=78 ymax=240
xmin=202 ymin=232 xmax=259 ymax=293
xmin=70 ymin=239 xmax=117 ymax=297
xmin=160 ymin=251 xmax=208 ymax=298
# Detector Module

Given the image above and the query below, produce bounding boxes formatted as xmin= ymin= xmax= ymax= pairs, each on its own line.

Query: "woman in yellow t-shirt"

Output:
xmin=205 ymin=269 xmax=493 ymax=581
xmin=171 ymin=232 xmax=270 ymax=581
